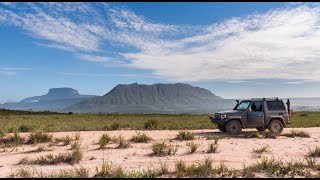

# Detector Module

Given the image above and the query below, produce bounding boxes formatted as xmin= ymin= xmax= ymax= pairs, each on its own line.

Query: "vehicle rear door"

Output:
xmin=247 ymin=101 xmax=265 ymax=127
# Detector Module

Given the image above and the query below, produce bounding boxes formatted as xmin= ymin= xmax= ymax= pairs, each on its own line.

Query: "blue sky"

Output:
xmin=1 ymin=2 xmax=320 ymax=103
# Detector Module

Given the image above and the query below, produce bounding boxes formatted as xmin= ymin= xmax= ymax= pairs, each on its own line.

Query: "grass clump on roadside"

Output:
xmin=207 ymin=142 xmax=218 ymax=153
xmin=27 ymin=131 xmax=52 ymax=144
xmin=48 ymin=167 xmax=89 ymax=178
xmin=99 ymin=134 xmax=111 ymax=149
xmin=115 ymin=135 xmax=131 ymax=149
xmin=282 ymin=130 xmax=310 ymax=138
xmin=130 ymin=131 xmax=152 ymax=143
xmin=0 ymin=132 xmax=25 ymax=146
xmin=243 ymin=157 xmax=311 ymax=178
xmin=252 ymin=145 xmax=270 ymax=157
xmin=176 ymin=158 xmax=214 ymax=178
xmin=308 ymin=147 xmax=320 ymax=158
xmin=54 ymin=135 xmax=72 ymax=146
xmin=35 ymin=148 xmax=82 ymax=165
xmin=151 ymin=141 xmax=178 ymax=157
xmin=26 ymin=145 xmax=51 ymax=153
xmin=187 ymin=141 xmax=199 ymax=154
xmin=176 ymin=131 xmax=194 ymax=141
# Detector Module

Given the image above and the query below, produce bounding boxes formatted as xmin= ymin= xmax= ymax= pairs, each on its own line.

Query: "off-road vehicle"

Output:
xmin=210 ymin=98 xmax=292 ymax=135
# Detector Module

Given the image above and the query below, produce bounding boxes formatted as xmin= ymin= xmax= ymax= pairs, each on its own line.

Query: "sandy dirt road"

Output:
xmin=0 ymin=127 xmax=319 ymax=177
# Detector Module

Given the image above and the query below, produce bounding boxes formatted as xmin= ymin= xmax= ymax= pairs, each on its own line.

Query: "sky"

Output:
xmin=1 ymin=2 xmax=320 ymax=103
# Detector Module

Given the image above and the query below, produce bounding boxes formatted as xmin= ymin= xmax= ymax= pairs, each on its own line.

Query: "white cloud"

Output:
xmin=78 ymin=54 xmax=113 ymax=62
xmin=1 ymin=3 xmax=320 ymax=82
xmin=122 ymin=4 xmax=320 ymax=82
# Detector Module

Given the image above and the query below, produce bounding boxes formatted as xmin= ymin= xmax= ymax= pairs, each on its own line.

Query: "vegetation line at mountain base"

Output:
xmin=0 ymin=112 xmax=319 ymax=132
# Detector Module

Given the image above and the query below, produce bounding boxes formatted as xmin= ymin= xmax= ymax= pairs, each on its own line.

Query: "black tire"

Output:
xmin=218 ymin=125 xmax=227 ymax=133
xmin=226 ymin=120 xmax=242 ymax=135
xmin=256 ymin=127 xmax=267 ymax=132
xmin=267 ymin=119 xmax=284 ymax=134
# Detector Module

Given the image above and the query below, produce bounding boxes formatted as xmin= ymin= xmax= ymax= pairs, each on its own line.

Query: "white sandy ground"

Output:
xmin=0 ymin=128 xmax=319 ymax=177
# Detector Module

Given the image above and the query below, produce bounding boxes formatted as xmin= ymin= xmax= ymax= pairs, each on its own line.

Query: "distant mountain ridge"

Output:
xmin=0 ymin=88 xmax=97 ymax=112
xmin=1 ymin=84 xmax=319 ymax=113
xmin=64 ymin=83 xmax=233 ymax=113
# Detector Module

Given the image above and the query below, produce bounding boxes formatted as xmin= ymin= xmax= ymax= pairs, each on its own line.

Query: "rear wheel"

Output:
xmin=268 ymin=120 xmax=284 ymax=134
xmin=217 ymin=125 xmax=227 ymax=133
xmin=256 ymin=127 xmax=267 ymax=132
xmin=226 ymin=120 xmax=242 ymax=135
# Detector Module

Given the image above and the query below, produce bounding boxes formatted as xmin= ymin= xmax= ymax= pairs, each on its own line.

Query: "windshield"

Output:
xmin=235 ymin=101 xmax=251 ymax=111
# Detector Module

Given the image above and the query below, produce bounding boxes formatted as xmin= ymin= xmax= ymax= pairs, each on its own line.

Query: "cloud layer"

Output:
xmin=1 ymin=2 xmax=320 ymax=81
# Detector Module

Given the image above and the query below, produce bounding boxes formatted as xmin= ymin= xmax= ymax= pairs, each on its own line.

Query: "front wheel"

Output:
xmin=226 ymin=120 xmax=242 ymax=135
xmin=268 ymin=120 xmax=284 ymax=134
xmin=217 ymin=125 xmax=227 ymax=133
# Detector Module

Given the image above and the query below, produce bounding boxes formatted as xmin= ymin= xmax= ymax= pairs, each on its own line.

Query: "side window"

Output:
xmin=251 ymin=101 xmax=263 ymax=112
xmin=266 ymin=101 xmax=285 ymax=111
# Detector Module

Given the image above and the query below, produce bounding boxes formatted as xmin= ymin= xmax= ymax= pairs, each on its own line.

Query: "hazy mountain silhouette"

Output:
xmin=0 ymin=88 xmax=97 ymax=112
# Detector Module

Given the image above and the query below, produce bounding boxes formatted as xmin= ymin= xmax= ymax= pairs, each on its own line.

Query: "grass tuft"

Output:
xmin=151 ymin=141 xmax=178 ymax=156
xmin=176 ymin=131 xmax=194 ymax=141
xmin=308 ymin=147 xmax=320 ymax=158
xmin=116 ymin=135 xmax=131 ymax=149
xmin=27 ymin=131 xmax=52 ymax=144
xmin=282 ymin=130 xmax=310 ymax=138
xmin=99 ymin=134 xmax=111 ymax=149
xmin=187 ymin=141 xmax=199 ymax=154
xmin=130 ymin=131 xmax=152 ymax=143
xmin=207 ymin=142 xmax=218 ymax=153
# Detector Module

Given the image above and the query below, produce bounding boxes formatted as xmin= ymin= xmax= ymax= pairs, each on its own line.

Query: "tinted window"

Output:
xmin=266 ymin=101 xmax=285 ymax=111
xmin=236 ymin=101 xmax=251 ymax=111
xmin=251 ymin=101 xmax=263 ymax=112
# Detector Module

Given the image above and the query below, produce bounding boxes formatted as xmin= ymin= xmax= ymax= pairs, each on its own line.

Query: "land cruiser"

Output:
xmin=210 ymin=98 xmax=292 ymax=135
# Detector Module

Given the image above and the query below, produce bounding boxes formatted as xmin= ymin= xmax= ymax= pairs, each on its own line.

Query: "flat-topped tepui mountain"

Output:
xmin=64 ymin=83 xmax=235 ymax=113
xmin=0 ymin=88 xmax=97 ymax=112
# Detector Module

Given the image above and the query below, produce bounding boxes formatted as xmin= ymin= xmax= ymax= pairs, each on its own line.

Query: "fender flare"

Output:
xmin=227 ymin=116 xmax=245 ymax=128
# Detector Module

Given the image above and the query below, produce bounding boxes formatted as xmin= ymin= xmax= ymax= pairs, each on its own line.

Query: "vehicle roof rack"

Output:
xmin=252 ymin=97 xmax=279 ymax=101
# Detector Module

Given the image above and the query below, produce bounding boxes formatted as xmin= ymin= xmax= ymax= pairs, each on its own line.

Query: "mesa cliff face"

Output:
xmin=65 ymin=83 xmax=234 ymax=113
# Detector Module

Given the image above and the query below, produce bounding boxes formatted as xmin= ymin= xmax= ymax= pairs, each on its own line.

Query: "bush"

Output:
xmin=99 ymin=134 xmax=111 ymax=149
xmin=18 ymin=124 xmax=34 ymax=132
xmin=1 ymin=132 xmax=24 ymax=145
xmin=130 ymin=132 xmax=152 ymax=143
xmin=27 ymin=131 xmax=53 ymax=144
xmin=151 ymin=141 xmax=178 ymax=156
xmin=144 ymin=120 xmax=158 ymax=130
xmin=117 ymin=135 xmax=131 ymax=149
xmin=176 ymin=131 xmax=194 ymax=141
xmin=282 ymin=130 xmax=310 ymax=138
xmin=35 ymin=147 xmax=82 ymax=165
xmin=71 ymin=141 xmax=81 ymax=150
xmin=308 ymin=147 xmax=320 ymax=158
